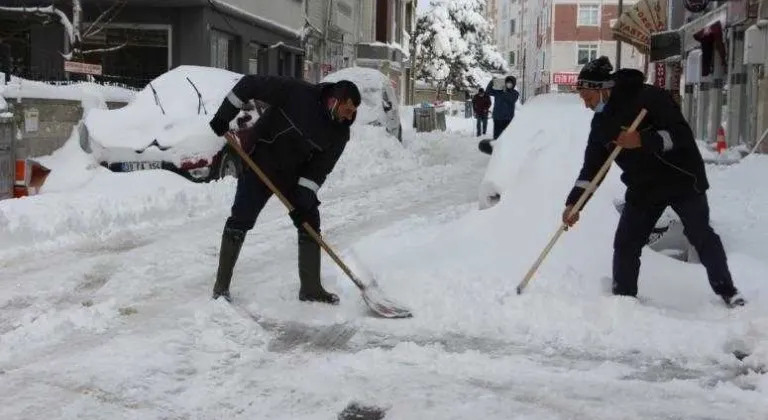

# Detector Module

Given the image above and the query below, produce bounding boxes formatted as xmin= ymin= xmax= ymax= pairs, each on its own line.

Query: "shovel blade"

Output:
xmin=362 ymin=283 xmax=413 ymax=319
xmin=344 ymin=248 xmax=413 ymax=318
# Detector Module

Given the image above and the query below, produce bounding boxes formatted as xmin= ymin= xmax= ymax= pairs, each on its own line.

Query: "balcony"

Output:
xmin=356 ymin=42 xmax=406 ymax=65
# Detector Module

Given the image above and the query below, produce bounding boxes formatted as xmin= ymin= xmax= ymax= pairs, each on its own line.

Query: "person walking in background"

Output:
xmin=472 ymin=88 xmax=492 ymax=137
xmin=485 ymin=75 xmax=520 ymax=139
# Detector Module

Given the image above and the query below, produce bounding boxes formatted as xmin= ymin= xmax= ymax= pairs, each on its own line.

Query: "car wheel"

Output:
xmin=217 ymin=147 xmax=242 ymax=180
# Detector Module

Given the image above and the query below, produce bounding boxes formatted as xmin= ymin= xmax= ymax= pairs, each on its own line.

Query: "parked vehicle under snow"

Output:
xmin=82 ymin=65 xmax=259 ymax=182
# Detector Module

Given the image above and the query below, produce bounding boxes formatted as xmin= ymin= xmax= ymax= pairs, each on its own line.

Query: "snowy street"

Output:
xmin=2 ymin=94 xmax=768 ymax=419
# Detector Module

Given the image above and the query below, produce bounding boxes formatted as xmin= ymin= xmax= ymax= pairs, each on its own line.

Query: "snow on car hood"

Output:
xmin=84 ymin=66 xmax=246 ymax=163
xmin=321 ymin=67 xmax=389 ymax=126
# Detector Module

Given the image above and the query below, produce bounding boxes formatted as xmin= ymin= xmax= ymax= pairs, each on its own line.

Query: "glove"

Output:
xmin=209 ymin=116 xmax=230 ymax=137
xmin=289 ymin=184 xmax=320 ymax=230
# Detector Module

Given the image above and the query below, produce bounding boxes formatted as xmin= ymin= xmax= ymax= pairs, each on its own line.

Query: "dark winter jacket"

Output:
xmin=210 ymin=75 xmax=355 ymax=191
xmin=485 ymin=80 xmax=519 ymax=120
xmin=565 ymin=68 xmax=709 ymax=208
xmin=472 ymin=93 xmax=492 ymax=118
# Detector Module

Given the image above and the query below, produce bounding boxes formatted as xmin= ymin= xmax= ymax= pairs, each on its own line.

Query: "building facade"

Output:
xmin=494 ymin=0 xmax=525 ymax=76
xmin=303 ymin=0 xmax=363 ymax=83
xmin=0 ymin=0 xmax=306 ymax=88
xmin=358 ymin=0 xmax=416 ymax=104
xmin=490 ymin=0 xmax=644 ymax=101
xmin=668 ymin=0 xmax=767 ymax=150
xmin=547 ymin=0 xmax=645 ymax=95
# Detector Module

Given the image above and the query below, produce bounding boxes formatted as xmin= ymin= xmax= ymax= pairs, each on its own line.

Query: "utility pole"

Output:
xmin=615 ymin=0 xmax=623 ymax=69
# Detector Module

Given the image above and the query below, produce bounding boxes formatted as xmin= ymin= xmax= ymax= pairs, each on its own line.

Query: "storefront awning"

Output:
xmin=611 ymin=0 xmax=668 ymax=54
xmin=677 ymin=3 xmax=728 ymax=53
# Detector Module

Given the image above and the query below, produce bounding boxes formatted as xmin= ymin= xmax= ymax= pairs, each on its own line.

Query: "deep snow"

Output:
xmin=1 ymin=93 xmax=767 ymax=419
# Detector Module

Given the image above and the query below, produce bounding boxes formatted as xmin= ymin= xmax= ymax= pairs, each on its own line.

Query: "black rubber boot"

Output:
xmin=212 ymin=227 xmax=246 ymax=302
xmin=298 ymin=231 xmax=339 ymax=305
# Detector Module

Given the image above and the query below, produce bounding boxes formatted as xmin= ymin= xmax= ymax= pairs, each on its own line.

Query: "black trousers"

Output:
xmin=612 ymin=192 xmax=737 ymax=298
xmin=225 ymin=163 xmax=320 ymax=234
xmin=493 ymin=118 xmax=511 ymax=139
xmin=476 ymin=116 xmax=488 ymax=136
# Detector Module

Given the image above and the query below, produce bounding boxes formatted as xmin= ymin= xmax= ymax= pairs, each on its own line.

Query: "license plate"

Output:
xmin=121 ymin=161 xmax=162 ymax=172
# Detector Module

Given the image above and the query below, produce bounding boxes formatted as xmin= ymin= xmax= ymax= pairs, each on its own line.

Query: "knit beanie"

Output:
xmin=576 ymin=56 xmax=614 ymax=89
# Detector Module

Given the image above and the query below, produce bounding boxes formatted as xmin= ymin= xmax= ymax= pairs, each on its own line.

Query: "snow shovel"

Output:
xmin=224 ymin=132 xmax=413 ymax=319
xmin=515 ymin=108 xmax=648 ymax=295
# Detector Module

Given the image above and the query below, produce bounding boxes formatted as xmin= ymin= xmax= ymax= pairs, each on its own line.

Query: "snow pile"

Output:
xmin=32 ymin=124 xmax=109 ymax=193
xmin=324 ymin=125 xmax=419 ymax=191
xmin=349 ymin=92 xmax=768 ymax=387
xmin=478 ymin=93 xmax=589 ymax=208
xmin=0 ymin=118 xmax=443 ymax=256
xmin=0 ymin=72 xmax=135 ymax=103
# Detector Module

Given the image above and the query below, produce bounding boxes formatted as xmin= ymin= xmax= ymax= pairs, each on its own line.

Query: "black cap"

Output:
xmin=576 ymin=56 xmax=614 ymax=89
xmin=332 ymin=80 xmax=361 ymax=107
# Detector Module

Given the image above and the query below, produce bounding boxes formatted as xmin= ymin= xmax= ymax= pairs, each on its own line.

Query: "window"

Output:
xmin=508 ymin=51 xmax=516 ymax=66
xmin=577 ymin=44 xmax=598 ymax=65
xmin=210 ymin=29 xmax=234 ymax=70
xmin=509 ymin=19 xmax=516 ymax=35
xmin=577 ymin=4 xmax=600 ymax=26
xmin=248 ymin=42 xmax=262 ymax=74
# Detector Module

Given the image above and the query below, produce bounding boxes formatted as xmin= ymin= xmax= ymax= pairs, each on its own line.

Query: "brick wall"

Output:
xmin=553 ymin=3 xmax=620 ymax=42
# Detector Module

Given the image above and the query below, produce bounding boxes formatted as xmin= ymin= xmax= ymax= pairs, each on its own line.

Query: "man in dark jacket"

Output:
xmin=208 ymin=75 xmax=361 ymax=305
xmin=472 ymin=88 xmax=492 ymax=137
xmin=562 ymin=56 xmax=745 ymax=308
xmin=485 ymin=75 xmax=520 ymax=139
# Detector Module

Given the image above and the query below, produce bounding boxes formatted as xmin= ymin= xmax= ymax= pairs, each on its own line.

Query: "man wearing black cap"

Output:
xmin=561 ymin=56 xmax=746 ymax=308
xmin=207 ymin=75 xmax=361 ymax=305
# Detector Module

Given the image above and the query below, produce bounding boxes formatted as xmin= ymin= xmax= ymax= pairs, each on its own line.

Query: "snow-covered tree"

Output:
xmin=414 ymin=0 xmax=507 ymax=96
xmin=0 ymin=1 xmax=128 ymax=60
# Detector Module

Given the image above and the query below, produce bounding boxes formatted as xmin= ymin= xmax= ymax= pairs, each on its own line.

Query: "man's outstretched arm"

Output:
xmin=209 ymin=75 xmax=298 ymax=136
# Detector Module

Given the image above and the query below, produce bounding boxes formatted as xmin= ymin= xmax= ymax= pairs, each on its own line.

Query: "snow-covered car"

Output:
xmin=321 ymin=66 xmax=403 ymax=142
xmin=82 ymin=65 xmax=259 ymax=182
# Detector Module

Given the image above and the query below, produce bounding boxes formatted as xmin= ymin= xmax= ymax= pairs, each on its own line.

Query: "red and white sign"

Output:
xmin=552 ymin=72 xmax=579 ymax=86
xmin=64 ymin=61 xmax=102 ymax=75
xmin=654 ymin=62 xmax=666 ymax=88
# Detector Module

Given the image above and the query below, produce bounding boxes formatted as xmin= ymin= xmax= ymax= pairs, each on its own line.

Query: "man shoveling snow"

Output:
xmin=207 ymin=74 xmax=361 ymax=305
xmin=562 ymin=56 xmax=746 ymax=309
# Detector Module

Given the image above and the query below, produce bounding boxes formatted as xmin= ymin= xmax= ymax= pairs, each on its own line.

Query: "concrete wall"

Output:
xmin=217 ymin=0 xmax=304 ymax=32
xmin=6 ymin=99 xmax=127 ymax=158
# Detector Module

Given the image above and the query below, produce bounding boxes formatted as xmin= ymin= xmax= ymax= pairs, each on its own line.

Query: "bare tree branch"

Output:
xmin=83 ymin=0 xmax=128 ymax=39
xmin=81 ymin=41 xmax=128 ymax=55
xmin=0 ymin=1 xmax=130 ymax=61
